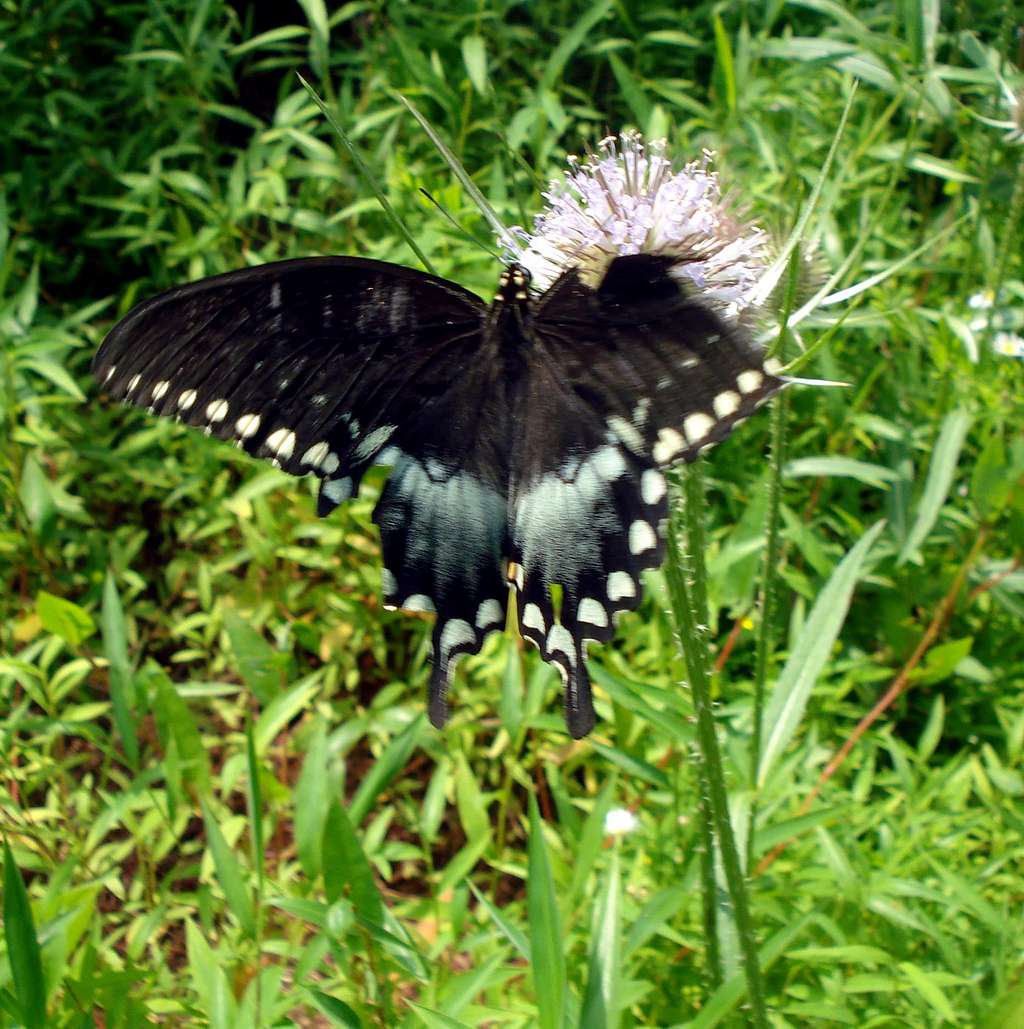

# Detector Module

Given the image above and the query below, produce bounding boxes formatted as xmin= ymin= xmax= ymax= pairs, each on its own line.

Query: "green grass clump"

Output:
xmin=2 ymin=2 xmax=1023 ymax=1026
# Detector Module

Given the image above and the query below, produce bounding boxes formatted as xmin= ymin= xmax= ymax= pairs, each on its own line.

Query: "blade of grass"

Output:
xmin=527 ymin=795 xmax=565 ymax=1029
xmin=101 ymin=570 xmax=139 ymax=766
xmin=399 ymin=94 xmax=513 ymax=250
xmin=3 ymin=843 xmax=47 ymax=1029
xmin=579 ymin=850 xmax=622 ymax=1029
xmin=297 ymin=74 xmax=435 ymax=275
xmin=749 ymin=83 xmax=858 ymax=309
xmin=201 ymin=800 xmax=256 ymax=938
xmin=349 ymin=715 xmax=425 ymax=826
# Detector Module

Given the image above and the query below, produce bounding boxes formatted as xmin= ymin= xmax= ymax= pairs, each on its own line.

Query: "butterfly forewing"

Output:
xmin=533 ymin=254 xmax=783 ymax=467
xmin=93 ymin=256 xmax=486 ymax=503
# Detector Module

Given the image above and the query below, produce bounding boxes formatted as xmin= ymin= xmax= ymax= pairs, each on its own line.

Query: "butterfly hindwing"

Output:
xmin=508 ymin=349 xmax=670 ymax=738
xmin=370 ymin=357 xmax=514 ymax=728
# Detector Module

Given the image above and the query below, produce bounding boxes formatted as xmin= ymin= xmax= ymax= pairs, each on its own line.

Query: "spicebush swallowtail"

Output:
xmin=94 ymin=253 xmax=782 ymax=737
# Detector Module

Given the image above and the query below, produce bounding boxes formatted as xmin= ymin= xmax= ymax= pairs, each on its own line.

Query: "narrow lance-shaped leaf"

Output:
xmin=898 ymin=408 xmax=971 ymax=564
xmin=101 ymin=571 xmax=139 ymax=765
xmin=3 ymin=843 xmax=47 ymax=1029
xmin=758 ymin=520 xmax=887 ymax=785
xmin=527 ymin=796 xmax=565 ymax=1029
xmin=201 ymin=800 xmax=256 ymax=938
xmin=580 ymin=850 xmax=622 ymax=1029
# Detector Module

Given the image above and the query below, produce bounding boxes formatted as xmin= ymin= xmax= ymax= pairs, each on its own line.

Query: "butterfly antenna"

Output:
xmin=419 ymin=189 xmax=503 ymax=261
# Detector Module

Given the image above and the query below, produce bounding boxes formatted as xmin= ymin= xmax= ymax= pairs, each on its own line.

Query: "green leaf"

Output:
xmin=3 ymin=844 xmax=47 ymax=1029
xmin=408 ymin=1003 xmax=474 ymax=1028
xmin=36 ymin=591 xmax=96 ymax=647
xmin=759 ymin=521 xmax=886 ymax=785
xmin=322 ymin=802 xmax=384 ymax=925
xmin=972 ymin=431 xmax=1011 ymax=519
xmin=18 ymin=455 xmax=57 ymax=537
xmin=899 ymin=409 xmax=971 ymax=564
xmin=349 ymin=716 xmax=425 ymax=825
xmin=253 ymin=675 xmax=320 ymax=753
xmin=911 ymin=637 xmax=973 ymax=685
xmin=899 ymin=961 xmax=958 ymax=1021
xmin=245 ymin=719 xmax=265 ymax=887
xmin=461 ymin=35 xmax=488 ymax=95
xmin=468 ymin=882 xmax=530 ymax=960
xmin=150 ymin=666 xmax=211 ymax=796
xmin=980 ymin=980 xmax=1024 ymax=1029
xmin=185 ymin=921 xmax=236 ymax=1027
xmin=201 ymin=801 xmax=256 ymax=938
xmin=570 ymin=774 xmax=618 ymax=900
xmin=785 ymin=456 xmax=898 ymax=488
xmin=295 ymin=720 xmax=330 ymax=879
xmin=527 ymin=796 xmax=565 ymax=1029
xmin=540 ymin=0 xmax=612 ymax=89
xmin=712 ymin=12 xmax=736 ymax=114
xmin=580 ymin=851 xmax=621 ymax=1029
xmin=307 ymin=989 xmax=363 ymax=1027
xmin=223 ymin=609 xmax=285 ymax=704
xmin=916 ymin=694 xmax=945 ymax=759
xmin=101 ymin=572 xmax=138 ymax=765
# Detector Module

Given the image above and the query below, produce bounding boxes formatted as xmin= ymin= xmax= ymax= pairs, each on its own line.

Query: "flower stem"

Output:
xmin=666 ymin=469 xmax=768 ymax=1027
xmin=681 ymin=464 xmax=724 ymax=988
xmin=747 ymin=247 xmax=801 ymax=867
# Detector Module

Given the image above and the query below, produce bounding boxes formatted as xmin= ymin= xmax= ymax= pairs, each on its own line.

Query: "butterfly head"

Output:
xmin=493 ymin=264 xmax=532 ymax=306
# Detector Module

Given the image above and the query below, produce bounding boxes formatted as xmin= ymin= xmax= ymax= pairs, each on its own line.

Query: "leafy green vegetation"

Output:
xmin=2 ymin=1 xmax=1023 ymax=1025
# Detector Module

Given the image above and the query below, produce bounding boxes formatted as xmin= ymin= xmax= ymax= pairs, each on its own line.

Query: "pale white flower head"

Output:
xmin=503 ymin=133 xmax=768 ymax=324
xmin=993 ymin=331 xmax=1024 ymax=358
xmin=604 ymin=806 xmax=639 ymax=836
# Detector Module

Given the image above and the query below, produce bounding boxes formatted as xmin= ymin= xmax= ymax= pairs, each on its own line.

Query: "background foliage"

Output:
xmin=1 ymin=0 xmax=1023 ymax=1026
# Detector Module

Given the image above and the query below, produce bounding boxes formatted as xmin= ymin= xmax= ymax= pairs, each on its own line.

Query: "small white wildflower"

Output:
xmin=967 ymin=290 xmax=994 ymax=311
xmin=503 ymin=133 xmax=767 ymax=323
xmin=993 ymin=331 xmax=1024 ymax=358
xmin=604 ymin=807 xmax=639 ymax=836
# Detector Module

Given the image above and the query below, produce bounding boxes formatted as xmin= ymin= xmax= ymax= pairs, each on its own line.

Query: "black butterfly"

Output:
xmin=93 ymin=253 xmax=782 ymax=737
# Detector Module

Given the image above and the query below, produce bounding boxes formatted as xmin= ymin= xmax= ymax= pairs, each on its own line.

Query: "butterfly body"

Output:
xmin=95 ymin=253 xmax=781 ymax=737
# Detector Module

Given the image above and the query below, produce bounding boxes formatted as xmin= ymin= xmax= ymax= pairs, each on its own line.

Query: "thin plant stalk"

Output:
xmin=682 ymin=464 xmax=724 ymax=988
xmin=747 ymin=248 xmax=802 ymax=868
xmin=297 ymin=74 xmax=436 ymax=276
xmin=666 ymin=474 xmax=768 ymax=1027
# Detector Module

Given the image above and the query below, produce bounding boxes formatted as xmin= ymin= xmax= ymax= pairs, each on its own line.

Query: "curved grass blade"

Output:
xmin=580 ymin=850 xmax=622 ymax=1029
